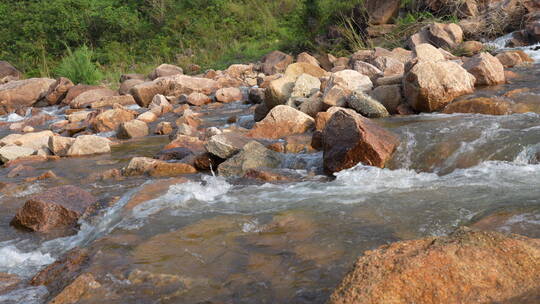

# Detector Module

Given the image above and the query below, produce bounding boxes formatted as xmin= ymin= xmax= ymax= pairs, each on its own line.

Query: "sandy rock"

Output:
xmin=461 ymin=40 xmax=484 ymax=55
xmin=248 ymin=105 xmax=315 ymax=139
xmin=149 ymin=162 xmax=197 ymax=177
xmin=284 ymin=62 xmax=327 ymax=79
xmin=0 ymin=61 xmax=20 ymax=82
xmin=365 ymin=0 xmax=400 ymax=25
xmin=412 ymin=43 xmax=446 ymax=63
xmin=67 ymin=111 xmax=91 ymax=123
xmin=0 ymin=130 xmax=53 ymax=152
xmin=148 ymin=64 xmax=183 ymax=80
xmin=154 ymin=122 xmax=173 ymax=135
xmin=296 ymin=52 xmax=321 ymax=67
xmin=137 ymin=111 xmax=158 ymax=123
xmin=216 ymin=87 xmax=243 ymax=103
xmin=290 ymin=73 xmax=321 ymax=101
xmin=463 ymin=52 xmax=505 ymax=86
xmin=90 ymin=95 xmax=136 ymax=109
xmin=63 ymin=84 xmax=101 ymax=105
xmin=372 ymin=56 xmax=404 ymax=76
xmin=48 ymin=136 xmax=76 ymax=157
xmin=45 ymin=77 xmax=74 ymax=105
xmin=261 ymin=51 xmax=293 ymax=75
xmin=206 ymin=133 xmax=251 ymax=159
xmin=403 ymin=60 xmax=476 ymax=112
xmin=69 ymin=87 xmax=117 ymax=108
xmin=187 ymin=92 xmax=212 ymax=106
xmin=11 ymin=185 xmax=97 ymax=232
xmin=93 ymin=108 xmax=135 ymax=132
xmin=442 ymin=97 xmax=512 ymax=115
xmin=369 ymin=85 xmax=403 ymax=114
xmin=123 ymin=157 xmax=158 ymax=176
xmin=409 ymin=22 xmax=463 ymax=49
xmin=0 ymin=146 xmax=35 ymax=163
xmin=0 ymin=78 xmax=55 ymax=108
xmin=347 ymin=90 xmax=389 ymax=118
xmin=225 ymin=64 xmax=253 ymax=79
xmin=322 ymin=85 xmax=350 ymax=108
xmin=149 ymin=94 xmax=172 ymax=115
xmin=332 ymin=70 xmax=373 ymax=92
xmin=328 ymin=227 xmax=540 ymax=304
xmin=119 ymin=78 xmax=145 ymax=95
xmin=48 ymin=273 xmax=101 ymax=304
xmin=352 ymin=61 xmax=382 ymax=79
xmin=66 ymin=135 xmax=111 ymax=156
xmin=117 ymin=120 xmax=149 ymax=139
xmin=496 ymin=50 xmax=534 ymax=68
xmin=323 ymin=108 xmax=400 ymax=173
xmin=218 ymin=141 xmax=283 ymax=176
xmin=175 ymin=109 xmax=201 ymax=128
xmin=264 ymin=76 xmax=296 ymax=109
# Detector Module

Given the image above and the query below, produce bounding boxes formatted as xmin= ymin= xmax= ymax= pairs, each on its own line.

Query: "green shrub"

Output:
xmin=55 ymin=46 xmax=103 ymax=85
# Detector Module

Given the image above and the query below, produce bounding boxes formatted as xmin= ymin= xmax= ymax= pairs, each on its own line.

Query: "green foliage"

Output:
xmin=55 ymin=46 xmax=103 ymax=85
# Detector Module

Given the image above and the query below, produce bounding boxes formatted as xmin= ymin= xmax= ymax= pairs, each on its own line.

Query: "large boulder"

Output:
xmin=412 ymin=43 xmax=446 ymax=63
xmin=261 ymin=51 xmax=293 ymax=75
xmin=463 ymin=52 xmax=506 ymax=86
xmin=93 ymin=108 xmax=135 ymax=132
xmin=45 ymin=77 xmax=74 ymax=105
xmin=328 ymin=227 xmax=540 ymax=304
xmin=131 ymin=75 xmax=219 ymax=107
xmin=117 ymin=120 xmax=149 ymax=139
xmin=63 ymin=84 xmax=102 ymax=105
xmin=11 ymin=185 xmax=97 ymax=232
xmin=0 ymin=78 xmax=55 ymax=108
xmin=248 ymin=105 xmax=315 ymax=139
xmin=66 ymin=135 xmax=111 ymax=156
xmin=0 ymin=61 xmax=21 ymax=82
xmin=69 ymin=87 xmax=117 ymax=108
xmin=442 ymin=97 xmax=513 ymax=115
xmin=218 ymin=141 xmax=283 ymax=177
xmin=403 ymin=61 xmax=476 ymax=112
xmin=409 ymin=23 xmax=463 ymax=49
xmin=0 ymin=130 xmax=53 ymax=152
xmin=148 ymin=64 xmax=183 ymax=80
xmin=0 ymin=146 xmax=35 ymax=163
xmin=365 ymin=0 xmax=400 ymax=25
xmin=322 ymin=108 xmax=400 ymax=173
xmin=289 ymin=73 xmax=321 ymax=101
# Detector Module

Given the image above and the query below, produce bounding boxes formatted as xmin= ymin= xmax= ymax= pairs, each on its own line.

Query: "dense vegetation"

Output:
xmin=0 ymin=0 xmax=366 ymax=80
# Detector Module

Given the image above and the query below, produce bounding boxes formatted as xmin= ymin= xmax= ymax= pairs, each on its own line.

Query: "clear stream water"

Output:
xmin=0 ymin=51 xmax=539 ymax=303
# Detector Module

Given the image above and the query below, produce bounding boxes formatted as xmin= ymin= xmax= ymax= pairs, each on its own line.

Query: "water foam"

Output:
xmin=0 ymin=244 xmax=54 ymax=276
xmin=0 ymin=286 xmax=48 ymax=304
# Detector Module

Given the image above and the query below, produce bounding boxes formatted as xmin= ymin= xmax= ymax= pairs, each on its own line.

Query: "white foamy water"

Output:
xmin=488 ymin=33 xmax=540 ymax=62
xmin=0 ymin=244 xmax=54 ymax=276
xmin=0 ymin=286 xmax=48 ymax=304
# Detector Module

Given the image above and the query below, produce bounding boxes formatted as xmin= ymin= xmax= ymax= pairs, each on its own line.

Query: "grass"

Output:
xmin=55 ymin=46 xmax=104 ymax=85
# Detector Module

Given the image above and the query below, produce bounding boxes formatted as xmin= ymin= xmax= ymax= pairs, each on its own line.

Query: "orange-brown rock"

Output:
xmin=0 ymin=272 xmax=20 ymax=294
xmin=48 ymin=273 xmax=101 ymax=304
xmin=123 ymin=178 xmax=188 ymax=210
xmin=463 ymin=52 xmax=505 ymax=86
xmin=187 ymin=92 xmax=212 ymax=106
xmin=443 ymin=97 xmax=512 ymax=115
xmin=328 ymin=227 xmax=540 ymax=304
xmin=322 ymin=108 xmax=399 ymax=173
xmin=150 ymin=162 xmax=197 ymax=177
xmin=93 ymin=108 xmax=135 ymax=132
xmin=45 ymin=77 xmax=74 ymax=105
xmin=11 ymin=186 xmax=98 ymax=232
xmin=0 ymin=78 xmax=55 ymax=108
xmin=215 ymin=87 xmax=243 ymax=103
xmin=261 ymin=51 xmax=293 ymax=75
xmin=248 ymin=105 xmax=315 ymax=139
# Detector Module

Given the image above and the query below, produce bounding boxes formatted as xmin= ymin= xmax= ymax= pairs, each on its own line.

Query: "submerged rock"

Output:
xmin=322 ymin=108 xmax=399 ymax=173
xmin=328 ymin=227 xmax=540 ymax=304
xmin=11 ymin=186 xmax=97 ymax=232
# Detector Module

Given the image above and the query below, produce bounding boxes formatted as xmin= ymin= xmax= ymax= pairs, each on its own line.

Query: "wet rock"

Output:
xmin=123 ymin=157 xmax=158 ymax=176
xmin=24 ymin=170 xmax=58 ymax=183
xmin=187 ymin=92 xmax=212 ymax=106
xmin=206 ymin=133 xmax=251 ymax=159
xmin=297 ymin=52 xmax=321 ymax=67
xmin=69 ymin=87 xmax=117 ymax=109
xmin=347 ymin=90 xmax=389 ymax=118
xmin=194 ymin=152 xmax=225 ymax=171
xmin=119 ymin=78 xmax=144 ymax=95
xmin=117 ymin=119 xmax=149 ymax=139
xmin=45 ymin=77 xmax=74 ymax=105
xmin=443 ymin=97 xmax=512 ymax=115
xmin=352 ymin=61 xmax=382 ymax=79
xmin=261 ymin=51 xmax=293 ymax=75
xmin=48 ymin=273 xmax=101 ymax=304
xmin=66 ymin=135 xmax=111 ymax=156
xmin=409 ymin=23 xmax=463 ymax=49
xmin=215 ymin=87 xmax=243 ymax=103
xmin=403 ymin=60 xmax=476 ymax=112
xmin=333 ymin=70 xmax=373 ymax=92
xmin=218 ymin=141 xmax=283 ymax=176
xmin=155 ymin=147 xmax=194 ymax=161
xmin=322 ymin=108 xmax=399 ymax=173
xmin=0 ymin=78 xmax=55 ymax=108
xmin=248 ymin=105 xmax=315 ymax=139
xmin=463 ymin=52 xmax=505 ymax=86
xmin=11 ymin=186 xmax=97 ymax=232
xmin=154 ymin=121 xmax=173 ymax=135
xmin=0 ymin=61 xmax=20 ymax=82
xmin=48 ymin=136 xmax=76 ymax=157
xmin=89 ymin=95 xmax=136 ymax=109
xmin=149 ymin=94 xmax=172 ymax=115
xmin=148 ymin=63 xmax=183 ymax=80
xmin=123 ymin=178 xmax=187 ymax=210
xmin=369 ymin=85 xmax=402 ymax=114
xmin=165 ymin=135 xmax=205 ymax=152
xmin=131 ymin=75 xmax=218 ymax=107
xmin=328 ymin=227 xmax=540 ymax=304
xmin=0 ymin=272 xmax=20 ymax=294
xmin=244 ymin=168 xmax=299 ymax=182
xmin=284 ymin=62 xmax=327 ymax=79
xmin=496 ymin=50 xmax=534 ymax=68
xmin=93 ymin=108 xmax=135 ymax=132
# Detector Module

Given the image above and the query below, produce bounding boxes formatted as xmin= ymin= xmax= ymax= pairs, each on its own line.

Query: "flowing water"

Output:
xmin=0 ymin=53 xmax=539 ymax=303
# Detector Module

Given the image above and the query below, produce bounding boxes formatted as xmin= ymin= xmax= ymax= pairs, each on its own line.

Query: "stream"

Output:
xmin=0 ymin=45 xmax=539 ymax=303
